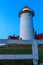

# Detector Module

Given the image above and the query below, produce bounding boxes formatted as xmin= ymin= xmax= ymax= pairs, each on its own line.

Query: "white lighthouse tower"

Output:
xmin=19 ymin=6 xmax=34 ymax=40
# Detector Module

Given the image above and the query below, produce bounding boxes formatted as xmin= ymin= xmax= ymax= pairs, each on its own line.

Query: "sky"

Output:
xmin=0 ymin=0 xmax=43 ymax=39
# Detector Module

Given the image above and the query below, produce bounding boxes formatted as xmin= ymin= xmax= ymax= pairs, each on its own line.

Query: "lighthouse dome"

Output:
xmin=19 ymin=6 xmax=34 ymax=17
xmin=23 ymin=6 xmax=30 ymax=11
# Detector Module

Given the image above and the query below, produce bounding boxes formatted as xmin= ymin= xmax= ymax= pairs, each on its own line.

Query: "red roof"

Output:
xmin=8 ymin=36 xmax=19 ymax=40
xmin=8 ymin=34 xmax=43 ymax=40
xmin=35 ymin=34 xmax=43 ymax=40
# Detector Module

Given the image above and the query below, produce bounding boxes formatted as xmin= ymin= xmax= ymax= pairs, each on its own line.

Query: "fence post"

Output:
xmin=32 ymin=40 xmax=38 ymax=65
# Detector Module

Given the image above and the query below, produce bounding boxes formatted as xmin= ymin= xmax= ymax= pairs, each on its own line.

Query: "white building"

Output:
xmin=19 ymin=6 xmax=34 ymax=40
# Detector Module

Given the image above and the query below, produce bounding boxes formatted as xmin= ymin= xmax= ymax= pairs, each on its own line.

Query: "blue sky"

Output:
xmin=0 ymin=0 xmax=43 ymax=39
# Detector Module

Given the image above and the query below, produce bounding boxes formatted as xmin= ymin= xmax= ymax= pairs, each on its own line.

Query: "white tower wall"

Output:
xmin=20 ymin=12 xmax=34 ymax=40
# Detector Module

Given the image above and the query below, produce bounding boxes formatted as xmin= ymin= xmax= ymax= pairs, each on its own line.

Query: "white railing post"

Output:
xmin=32 ymin=40 xmax=38 ymax=65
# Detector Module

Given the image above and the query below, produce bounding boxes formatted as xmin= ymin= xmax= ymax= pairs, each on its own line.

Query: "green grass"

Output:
xmin=0 ymin=44 xmax=43 ymax=65
xmin=38 ymin=45 xmax=43 ymax=63
xmin=0 ymin=60 xmax=33 ymax=65
xmin=0 ymin=44 xmax=32 ymax=54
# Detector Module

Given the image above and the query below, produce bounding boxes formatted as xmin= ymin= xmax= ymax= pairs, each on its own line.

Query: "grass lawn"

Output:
xmin=0 ymin=44 xmax=43 ymax=65
xmin=0 ymin=44 xmax=32 ymax=54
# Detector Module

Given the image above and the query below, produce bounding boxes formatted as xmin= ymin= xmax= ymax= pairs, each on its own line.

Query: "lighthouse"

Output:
xmin=19 ymin=6 xmax=34 ymax=40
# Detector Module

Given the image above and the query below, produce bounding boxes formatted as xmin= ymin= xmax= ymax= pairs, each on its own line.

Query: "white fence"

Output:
xmin=0 ymin=39 xmax=43 ymax=65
